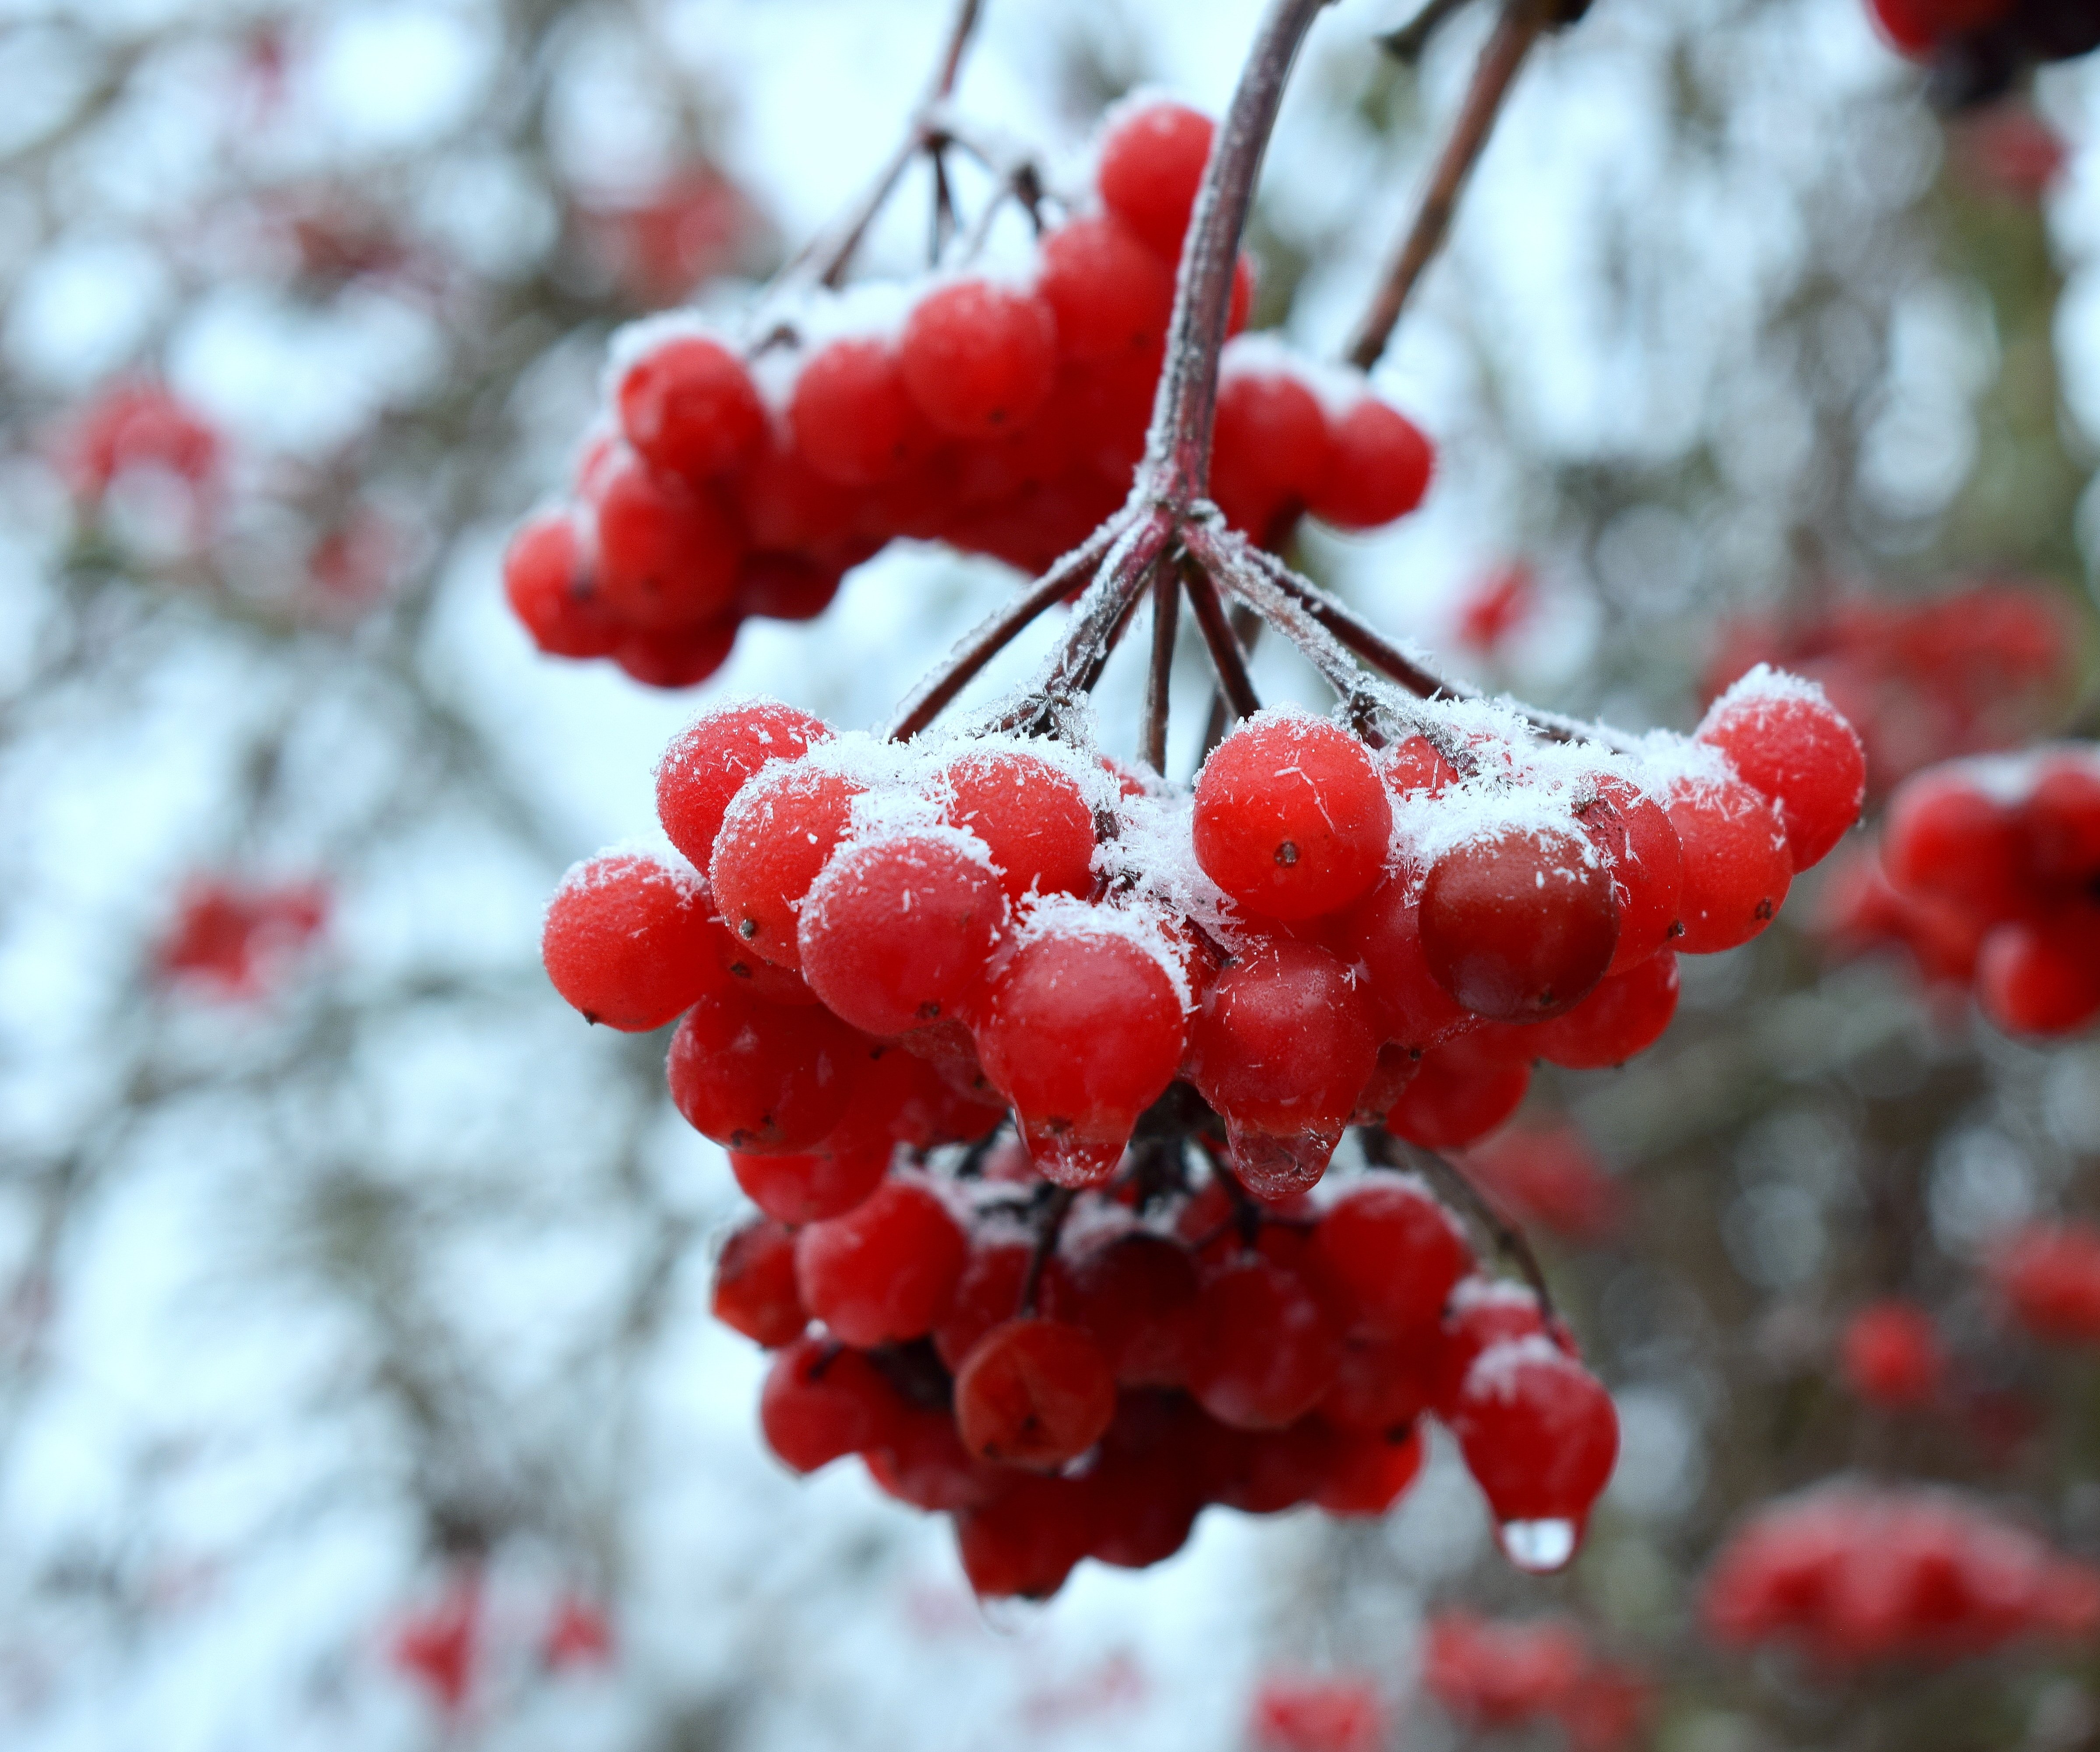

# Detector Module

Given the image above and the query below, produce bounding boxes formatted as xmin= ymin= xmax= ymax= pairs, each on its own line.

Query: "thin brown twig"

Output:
xmin=1142 ymin=565 xmax=1179 ymax=774
xmin=1347 ymin=0 xmax=1550 ymax=370
xmin=1198 ymin=605 xmax=1262 ymax=763
xmin=1183 ymin=559 xmax=1262 ymax=725
xmin=1378 ymin=0 xmax=1478 ymax=62
xmin=1018 ymin=1187 xmax=1076 ymax=1316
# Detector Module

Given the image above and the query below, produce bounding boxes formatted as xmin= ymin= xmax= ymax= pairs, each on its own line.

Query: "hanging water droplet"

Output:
xmin=1225 ymin=1121 xmax=1339 ymax=1199
xmin=1018 ymin=1116 xmax=1123 ymax=1189
xmin=1498 ymin=1517 xmax=1580 ymax=1574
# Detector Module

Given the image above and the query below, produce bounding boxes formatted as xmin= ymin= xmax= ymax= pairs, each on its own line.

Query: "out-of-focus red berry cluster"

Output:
xmin=502 ymin=98 xmax=1435 ymax=689
xmin=1706 ymin=583 xmax=2077 ymax=796
xmin=1423 ymin=1610 xmax=1651 ymax=1752
xmin=1248 ymin=1673 xmax=1387 ymax=1752
xmin=1990 ymin=1221 xmax=2100 ymax=1347
xmin=1703 ymin=1485 xmax=2100 ymax=1666
xmin=1833 ymin=744 xmax=2100 ymax=1036
xmin=1462 ymin=1123 xmax=1625 ymax=1245
xmin=153 ymin=876 xmax=329 ymax=1000
xmin=1867 ymin=0 xmax=2100 ymax=106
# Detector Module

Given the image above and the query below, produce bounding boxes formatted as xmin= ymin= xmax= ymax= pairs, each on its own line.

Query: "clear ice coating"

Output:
xmin=1498 ymin=1517 xmax=1581 ymax=1574
xmin=1018 ymin=1116 xmax=1124 ymax=1190
xmin=1225 ymin=1120 xmax=1341 ymax=1200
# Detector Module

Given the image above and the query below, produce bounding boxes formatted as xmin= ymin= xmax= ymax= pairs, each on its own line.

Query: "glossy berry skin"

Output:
xmin=1193 ymin=714 xmax=1391 ymax=921
xmin=1210 ymin=367 xmax=1332 ymax=543
xmin=955 ymin=1318 xmax=1117 ymax=1469
xmin=1665 ymin=774 xmax=1793 ymax=954
xmin=1419 ymin=829 xmax=1620 ymax=1021
xmin=935 ymin=1237 xmax=1063 ymax=1371
xmin=1055 ymin=1231 xmax=1199 ymax=1387
xmin=1528 ymin=950 xmax=1680 ymax=1070
xmin=1314 ymin=1425 xmax=1425 ymax=1518
xmin=1314 ymin=1180 xmax=1473 ymax=1339
xmin=758 ymin=1334 xmax=900 ymax=1473
xmin=1977 ymin=921 xmax=2100 ymax=1036
xmin=617 ymin=335 xmax=766 ymax=482
xmin=709 ymin=763 xmax=867 ymax=971
xmin=1881 ymin=766 xmax=2028 ymax=916
xmin=1187 ymin=1256 xmax=1344 ymax=1430
xmin=953 ymin=1472 xmax=1094 ymax=1600
xmin=666 ymin=986 xmax=857 ymax=1152
xmin=1309 ymin=398 xmax=1434 ymax=531
xmin=711 ymin=1218 xmax=807 ymax=1348
xmin=503 ymin=511 xmax=616 ymax=658
xmin=1447 ymin=1339 xmax=1618 ymax=1531
xmin=900 ymin=280 xmax=1058 ymax=438
xmin=1698 ymin=676 xmax=1866 ymax=871
xmin=793 ymin=1179 xmax=967 ymax=1347
xmin=1321 ymin=1331 xmax=1440 ymax=1436
xmin=937 ymin=749 xmax=1097 ymax=901
xmin=728 ymin=1145 xmax=889 ymax=1226
xmin=541 ymin=853 xmax=720 ymax=1031
xmin=590 ymin=449 xmax=743 ymax=629
xmin=1579 ymin=775 xmax=1684 ymax=973
xmin=1186 ymin=940 xmax=1380 ymax=1187
xmin=789 ymin=338 xmax=928 ymax=487
xmin=655 ymin=701 xmax=831 ymax=871
xmin=976 ymin=926 xmax=1187 ymax=1188
xmin=1387 ymin=1033 xmax=1532 ymax=1150
xmin=1343 ymin=880 xmax=1479 ymax=1049
xmin=1096 ymin=99 xmax=1215 ymax=256
xmin=798 ymin=834 xmax=1007 ymax=1037
xmin=1840 ymin=1300 xmax=1943 ymax=1409
xmin=1036 ymin=215 xmax=1174 ymax=362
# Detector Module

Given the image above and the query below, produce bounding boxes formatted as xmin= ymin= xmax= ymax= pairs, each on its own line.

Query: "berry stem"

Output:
xmin=996 ymin=510 xmax=1176 ymax=735
xmin=1346 ymin=0 xmax=1551 ymax=370
xmin=1184 ymin=557 xmax=1263 ymax=726
xmin=1019 ymin=1186 xmax=1076 ymax=1316
xmin=1142 ymin=564 xmax=1180 ymax=774
xmin=1147 ymin=0 xmax=1339 ymax=504
xmin=1361 ymin=1127 xmax=1558 ymax=1322
xmin=1378 ymin=0 xmax=1480 ymax=62
xmin=1198 ymin=604 xmax=1264 ymax=760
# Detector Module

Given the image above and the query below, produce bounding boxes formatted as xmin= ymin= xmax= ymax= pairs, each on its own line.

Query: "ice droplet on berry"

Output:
xmin=1497 ymin=1516 xmax=1579 ymax=1574
xmin=1225 ymin=1120 xmax=1339 ymax=1199
xmin=1017 ymin=1116 xmax=1124 ymax=1189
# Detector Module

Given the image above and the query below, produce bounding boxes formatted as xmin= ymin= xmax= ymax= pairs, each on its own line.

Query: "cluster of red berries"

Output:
xmin=1707 ymin=582 xmax=2075 ymax=795
xmin=1703 ymin=1486 xmax=2100 ymax=1666
xmin=502 ymin=96 xmax=1435 ymax=689
xmin=1869 ymin=0 xmax=2100 ymax=103
xmin=154 ymin=876 xmax=329 ymax=1000
xmin=1989 ymin=1222 xmax=2100 ymax=1347
xmin=1248 ymin=1674 xmax=1386 ymax=1752
xmin=1860 ymin=744 xmax=2100 ymax=1036
xmin=1422 ymin=1611 xmax=1650 ymax=1752
xmin=388 ymin=1569 xmax=613 ymax=1719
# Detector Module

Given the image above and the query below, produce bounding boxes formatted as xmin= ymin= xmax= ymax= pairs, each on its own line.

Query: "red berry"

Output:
xmin=1882 ymin=766 xmax=2029 ymax=920
xmin=1342 ymin=879 xmax=1478 ymax=1049
xmin=793 ymin=1178 xmax=966 ymax=1346
xmin=1991 ymin=1222 xmax=2100 ymax=1346
xmin=1210 ymin=363 xmax=1332 ymax=543
xmin=1320 ymin=1331 xmax=1440 ymax=1436
xmin=503 ymin=511 xmax=617 ymax=658
xmin=1037 ymin=215 xmax=1175 ymax=362
xmin=2024 ymin=752 xmax=2100 ymax=887
xmin=953 ymin=1471 xmax=1094 ymax=1599
xmin=789 ymin=337 xmax=930 ymax=487
xmin=1840 ymin=1300 xmax=1942 ymax=1409
xmin=711 ymin=1218 xmax=807 ymax=1347
xmin=616 ymin=334 xmax=765 ymax=482
xmin=1578 ymin=774 xmax=1684 ymax=973
xmin=1387 ymin=1032 xmax=1531 ymax=1150
xmin=798 ymin=832 xmax=1008 ymax=1037
xmin=611 ymin=618 xmax=738 ymax=689
xmin=666 ymin=986 xmax=857 ymax=1152
xmin=1664 ymin=771 xmax=1793 ymax=954
xmin=1187 ymin=1255 xmax=1344 ymax=1430
xmin=708 ymin=763 xmax=867 ymax=971
xmin=1249 ymin=1673 xmax=1388 ymax=1752
xmin=865 ymin=1406 xmax=1000 ymax=1512
xmin=937 ymin=749 xmax=1098 ymax=902
xmin=1418 ymin=828 xmax=1620 ymax=1021
xmin=1527 ymin=950 xmax=1680 ymax=1070
xmin=976 ymin=921 xmax=1187 ymax=1188
xmin=934 ymin=1236 xmax=1068 ymax=1371
xmin=1185 ymin=939 xmax=1380 ymax=1196
xmin=727 ymin=1144 xmax=889 ymax=1225
xmin=1308 ymin=397 xmax=1433 ymax=531
xmin=1698 ymin=671 xmax=1866 ymax=872
xmin=589 ymin=449 xmax=743 ymax=629
xmin=1313 ymin=1179 xmax=1473 ymax=1338
xmin=1977 ymin=919 xmax=2100 ymax=1036
xmin=758 ymin=1334 xmax=900 ymax=1473
xmin=1055 ymin=1230 xmax=1199 ymax=1387
xmin=1448 ymin=1339 xmax=1617 ymax=1552
xmin=1193 ymin=713 xmax=1391 ymax=921
xmin=899 ymin=280 xmax=1058 ymax=439
xmin=656 ymin=700 xmax=832 ymax=869
xmin=955 ymin=1318 xmax=1117 ymax=1469
xmin=540 ymin=852 xmax=720 ymax=1031
xmin=1313 ymin=1425 xmax=1425 ymax=1517
xmin=1097 ymin=99 xmax=1215 ymax=257
xmin=736 ymin=551 xmax=844 ymax=622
